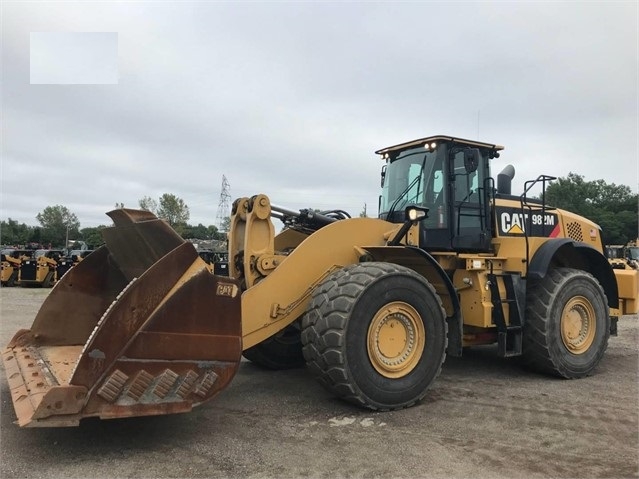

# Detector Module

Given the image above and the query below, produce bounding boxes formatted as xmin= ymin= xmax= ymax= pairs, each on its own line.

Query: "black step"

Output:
xmin=488 ymin=273 xmax=524 ymax=357
xmin=498 ymin=327 xmax=522 ymax=357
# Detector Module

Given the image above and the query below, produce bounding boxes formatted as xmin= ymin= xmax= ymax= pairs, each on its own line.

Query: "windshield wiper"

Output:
xmin=387 ymin=176 xmax=421 ymax=220
xmin=386 ymin=154 xmax=428 ymax=221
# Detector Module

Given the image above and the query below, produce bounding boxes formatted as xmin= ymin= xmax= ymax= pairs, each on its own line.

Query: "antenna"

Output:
xmin=216 ymin=175 xmax=231 ymax=233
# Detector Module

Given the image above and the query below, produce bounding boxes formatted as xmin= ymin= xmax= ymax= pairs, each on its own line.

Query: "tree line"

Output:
xmin=2 ymin=176 xmax=637 ymax=249
xmin=1 ymin=193 xmax=227 ymax=250
xmin=542 ymin=172 xmax=638 ymax=245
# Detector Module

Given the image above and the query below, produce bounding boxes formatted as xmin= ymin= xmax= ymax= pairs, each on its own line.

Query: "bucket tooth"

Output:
xmin=176 ymin=370 xmax=199 ymax=399
xmin=125 ymin=370 xmax=154 ymax=401
xmin=152 ymin=369 xmax=179 ymax=399
xmin=97 ymin=370 xmax=129 ymax=403
xmin=194 ymin=371 xmax=219 ymax=397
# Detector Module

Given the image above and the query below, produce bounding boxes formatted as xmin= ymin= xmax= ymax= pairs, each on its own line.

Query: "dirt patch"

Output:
xmin=1 ymin=287 xmax=637 ymax=478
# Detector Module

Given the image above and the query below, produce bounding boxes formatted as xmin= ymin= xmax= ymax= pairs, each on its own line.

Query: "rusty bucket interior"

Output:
xmin=2 ymin=209 xmax=242 ymax=427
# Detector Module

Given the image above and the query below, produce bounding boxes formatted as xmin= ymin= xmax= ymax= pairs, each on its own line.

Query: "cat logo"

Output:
xmin=507 ymin=223 xmax=525 ymax=235
xmin=500 ymin=211 xmax=529 ymax=235
xmin=496 ymin=206 xmax=559 ymax=237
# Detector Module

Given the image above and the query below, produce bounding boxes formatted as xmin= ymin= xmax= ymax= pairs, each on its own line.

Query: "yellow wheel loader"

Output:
xmin=18 ymin=249 xmax=63 ymax=288
xmin=1 ymin=249 xmax=31 ymax=287
xmin=3 ymin=135 xmax=637 ymax=427
xmin=624 ymin=240 xmax=639 ymax=269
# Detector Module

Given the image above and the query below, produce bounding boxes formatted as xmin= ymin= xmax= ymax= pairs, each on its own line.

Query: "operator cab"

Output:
xmin=377 ymin=135 xmax=503 ymax=252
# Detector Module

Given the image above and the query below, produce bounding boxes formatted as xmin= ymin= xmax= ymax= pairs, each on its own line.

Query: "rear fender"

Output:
xmin=528 ymin=239 xmax=618 ymax=308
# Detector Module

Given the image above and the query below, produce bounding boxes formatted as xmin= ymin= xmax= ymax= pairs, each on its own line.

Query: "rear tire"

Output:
xmin=242 ymin=323 xmax=305 ymax=369
xmin=522 ymin=267 xmax=610 ymax=378
xmin=301 ymin=262 xmax=447 ymax=410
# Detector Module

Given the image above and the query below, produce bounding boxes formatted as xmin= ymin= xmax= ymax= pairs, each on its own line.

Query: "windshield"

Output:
xmin=628 ymin=247 xmax=639 ymax=260
xmin=380 ymin=147 xmax=442 ymax=215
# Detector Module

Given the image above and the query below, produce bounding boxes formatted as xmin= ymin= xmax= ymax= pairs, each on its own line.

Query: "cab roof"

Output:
xmin=375 ymin=135 xmax=505 ymax=156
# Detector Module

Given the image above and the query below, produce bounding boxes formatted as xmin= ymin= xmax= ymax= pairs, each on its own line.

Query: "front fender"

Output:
xmin=361 ymin=246 xmax=463 ymax=357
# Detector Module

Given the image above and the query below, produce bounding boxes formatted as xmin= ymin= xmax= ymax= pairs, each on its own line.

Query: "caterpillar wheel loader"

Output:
xmin=3 ymin=135 xmax=637 ymax=428
xmin=606 ymin=245 xmax=636 ymax=270
xmin=18 ymin=249 xmax=63 ymax=288
xmin=1 ymin=249 xmax=31 ymax=287
xmin=623 ymin=240 xmax=639 ymax=269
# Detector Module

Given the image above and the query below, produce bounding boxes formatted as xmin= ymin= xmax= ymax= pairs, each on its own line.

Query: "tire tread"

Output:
xmin=522 ymin=267 xmax=609 ymax=378
xmin=301 ymin=262 xmax=447 ymax=410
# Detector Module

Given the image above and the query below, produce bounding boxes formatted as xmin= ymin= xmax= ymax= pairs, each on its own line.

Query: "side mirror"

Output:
xmin=464 ymin=149 xmax=480 ymax=173
xmin=380 ymin=165 xmax=387 ymax=188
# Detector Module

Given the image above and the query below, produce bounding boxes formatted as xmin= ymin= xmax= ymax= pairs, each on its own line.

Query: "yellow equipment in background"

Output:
xmin=625 ymin=240 xmax=639 ymax=268
xmin=18 ymin=249 xmax=63 ymax=288
xmin=1 ymin=249 xmax=32 ymax=287
xmin=56 ymin=250 xmax=94 ymax=280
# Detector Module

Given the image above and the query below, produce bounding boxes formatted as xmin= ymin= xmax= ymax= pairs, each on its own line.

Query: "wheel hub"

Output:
xmin=560 ymin=296 xmax=596 ymax=354
xmin=367 ymin=302 xmax=425 ymax=378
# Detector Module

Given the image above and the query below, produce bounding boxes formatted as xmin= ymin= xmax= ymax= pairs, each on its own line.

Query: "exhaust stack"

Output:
xmin=497 ymin=164 xmax=515 ymax=195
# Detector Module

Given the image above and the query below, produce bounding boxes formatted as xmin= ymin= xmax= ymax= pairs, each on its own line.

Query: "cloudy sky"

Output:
xmin=2 ymin=2 xmax=637 ymax=229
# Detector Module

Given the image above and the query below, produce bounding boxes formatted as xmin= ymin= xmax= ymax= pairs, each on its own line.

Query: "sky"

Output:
xmin=1 ymin=2 xmax=637 ymax=229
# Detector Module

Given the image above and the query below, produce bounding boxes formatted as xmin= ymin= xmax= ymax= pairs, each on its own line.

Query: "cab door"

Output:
xmin=448 ymin=147 xmax=492 ymax=252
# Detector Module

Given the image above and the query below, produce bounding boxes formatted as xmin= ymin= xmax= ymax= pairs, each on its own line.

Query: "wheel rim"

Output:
xmin=560 ymin=296 xmax=596 ymax=354
xmin=367 ymin=301 xmax=425 ymax=378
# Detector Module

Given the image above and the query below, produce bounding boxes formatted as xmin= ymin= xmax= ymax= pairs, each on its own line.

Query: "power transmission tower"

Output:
xmin=216 ymin=175 xmax=232 ymax=233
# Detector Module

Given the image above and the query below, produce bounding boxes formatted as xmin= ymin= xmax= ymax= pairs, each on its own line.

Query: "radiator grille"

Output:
xmin=566 ymin=222 xmax=583 ymax=241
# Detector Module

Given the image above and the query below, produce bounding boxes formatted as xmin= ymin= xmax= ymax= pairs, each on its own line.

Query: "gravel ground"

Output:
xmin=1 ymin=287 xmax=637 ymax=479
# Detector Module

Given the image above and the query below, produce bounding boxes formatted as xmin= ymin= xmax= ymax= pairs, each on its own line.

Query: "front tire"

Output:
xmin=301 ymin=262 xmax=447 ymax=410
xmin=522 ymin=267 xmax=610 ymax=378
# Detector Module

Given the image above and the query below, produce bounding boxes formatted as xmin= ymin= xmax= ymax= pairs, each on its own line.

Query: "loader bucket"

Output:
xmin=2 ymin=209 xmax=242 ymax=427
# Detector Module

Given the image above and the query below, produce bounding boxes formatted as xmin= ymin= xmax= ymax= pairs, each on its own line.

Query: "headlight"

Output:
xmin=405 ymin=206 xmax=429 ymax=222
